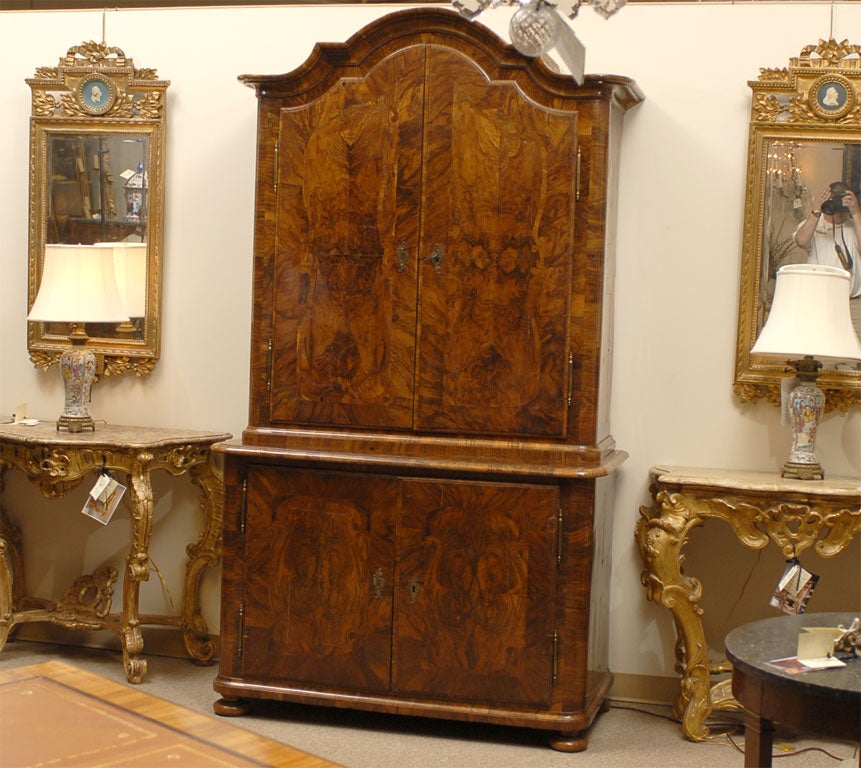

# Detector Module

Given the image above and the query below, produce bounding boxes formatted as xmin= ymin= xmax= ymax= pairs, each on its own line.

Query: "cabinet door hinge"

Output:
xmin=266 ymin=338 xmax=273 ymax=393
xmin=239 ymin=478 xmax=248 ymax=537
xmin=575 ymin=146 xmax=582 ymax=201
xmin=237 ymin=602 xmax=245 ymax=659
xmin=551 ymin=629 xmax=559 ymax=685
xmin=273 ymin=140 xmax=279 ymax=194
xmin=567 ymin=351 xmax=574 ymax=408
xmin=556 ymin=507 xmax=564 ymax=564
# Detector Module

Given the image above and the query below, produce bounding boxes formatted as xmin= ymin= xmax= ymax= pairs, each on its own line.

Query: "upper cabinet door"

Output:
xmin=269 ymin=46 xmax=425 ymax=429
xmin=415 ymin=47 xmax=577 ymax=438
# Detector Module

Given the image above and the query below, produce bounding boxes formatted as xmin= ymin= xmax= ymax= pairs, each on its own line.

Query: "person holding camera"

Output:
xmin=794 ymin=181 xmax=861 ymax=333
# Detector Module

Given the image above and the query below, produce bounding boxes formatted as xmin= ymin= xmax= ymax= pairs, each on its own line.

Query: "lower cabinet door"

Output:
xmin=240 ymin=466 xmax=398 ymax=692
xmin=394 ymin=479 xmax=559 ymax=707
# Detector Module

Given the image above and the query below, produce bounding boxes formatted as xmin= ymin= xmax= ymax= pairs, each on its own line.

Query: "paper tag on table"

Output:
xmin=82 ymin=474 xmax=125 ymax=525
xmin=797 ymin=627 xmax=846 ymax=667
xmin=9 ymin=403 xmax=39 ymax=426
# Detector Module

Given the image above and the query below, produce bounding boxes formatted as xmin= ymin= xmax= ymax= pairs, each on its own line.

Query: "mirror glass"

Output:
xmin=734 ymin=40 xmax=861 ymax=411
xmin=27 ymin=42 xmax=168 ymax=376
xmin=47 ymin=133 xmax=148 ymax=246
xmin=758 ymin=139 xmax=860 ymax=336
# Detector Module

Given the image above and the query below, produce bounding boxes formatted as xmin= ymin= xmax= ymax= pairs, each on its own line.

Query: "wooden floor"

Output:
xmin=0 ymin=661 xmax=342 ymax=767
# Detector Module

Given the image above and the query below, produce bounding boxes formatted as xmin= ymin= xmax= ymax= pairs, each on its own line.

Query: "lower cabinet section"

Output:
xmin=214 ymin=450 xmax=617 ymax=752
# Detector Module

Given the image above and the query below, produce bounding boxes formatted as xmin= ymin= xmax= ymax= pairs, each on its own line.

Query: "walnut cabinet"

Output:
xmin=213 ymin=9 xmax=642 ymax=751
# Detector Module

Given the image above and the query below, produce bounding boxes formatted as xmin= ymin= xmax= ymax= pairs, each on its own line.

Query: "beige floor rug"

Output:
xmin=0 ymin=661 xmax=341 ymax=768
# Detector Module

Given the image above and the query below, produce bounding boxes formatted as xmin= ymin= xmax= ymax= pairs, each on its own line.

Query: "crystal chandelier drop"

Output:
xmin=454 ymin=0 xmax=626 ymax=58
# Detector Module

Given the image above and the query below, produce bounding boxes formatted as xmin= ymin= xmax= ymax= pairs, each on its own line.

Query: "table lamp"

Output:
xmin=27 ymin=243 xmax=129 ymax=432
xmin=751 ymin=263 xmax=861 ymax=479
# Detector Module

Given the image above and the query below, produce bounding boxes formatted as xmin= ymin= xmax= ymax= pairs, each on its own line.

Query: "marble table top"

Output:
xmin=651 ymin=465 xmax=861 ymax=498
xmin=0 ymin=421 xmax=231 ymax=449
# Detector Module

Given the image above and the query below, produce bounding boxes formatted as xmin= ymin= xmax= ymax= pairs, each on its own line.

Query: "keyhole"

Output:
xmin=430 ymin=244 xmax=443 ymax=274
xmin=408 ymin=574 xmax=422 ymax=604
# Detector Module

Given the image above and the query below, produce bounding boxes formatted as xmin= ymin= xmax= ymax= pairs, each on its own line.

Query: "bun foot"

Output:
xmin=214 ymin=697 xmax=249 ymax=716
xmin=549 ymin=731 xmax=588 ymax=752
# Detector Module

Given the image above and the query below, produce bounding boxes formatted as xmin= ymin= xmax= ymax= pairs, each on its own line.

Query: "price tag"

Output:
xmin=82 ymin=473 xmax=126 ymax=525
xmin=769 ymin=560 xmax=819 ymax=615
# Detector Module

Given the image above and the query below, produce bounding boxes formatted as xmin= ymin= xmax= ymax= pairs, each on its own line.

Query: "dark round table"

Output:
xmin=725 ymin=612 xmax=860 ymax=768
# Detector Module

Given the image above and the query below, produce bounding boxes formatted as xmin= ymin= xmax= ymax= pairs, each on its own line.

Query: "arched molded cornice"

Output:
xmin=239 ymin=8 xmax=643 ymax=112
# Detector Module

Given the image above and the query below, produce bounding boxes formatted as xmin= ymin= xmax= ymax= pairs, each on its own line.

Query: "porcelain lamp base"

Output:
xmin=57 ymin=344 xmax=97 ymax=433
xmin=781 ymin=370 xmax=825 ymax=481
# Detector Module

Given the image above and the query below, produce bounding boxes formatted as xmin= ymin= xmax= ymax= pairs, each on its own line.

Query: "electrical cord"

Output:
xmin=607 ymin=702 xmax=857 ymax=763
xmin=725 ymin=730 xmax=856 ymax=762
xmin=717 ymin=548 xmax=765 ymax=639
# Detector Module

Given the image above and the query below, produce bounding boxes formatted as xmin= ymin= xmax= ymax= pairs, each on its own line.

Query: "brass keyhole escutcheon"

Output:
xmin=430 ymin=244 xmax=443 ymax=274
xmin=408 ymin=574 xmax=422 ymax=604
xmin=396 ymin=241 xmax=409 ymax=273
xmin=372 ymin=568 xmax=384 ymax=600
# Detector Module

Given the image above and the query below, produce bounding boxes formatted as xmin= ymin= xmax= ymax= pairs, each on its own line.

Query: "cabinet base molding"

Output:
xmin=213 ymin=670 xmax=612 ymax=750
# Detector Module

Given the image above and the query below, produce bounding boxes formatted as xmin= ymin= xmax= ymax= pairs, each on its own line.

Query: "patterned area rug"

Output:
xmin=0 ymin=661 xmax=341 ymax=767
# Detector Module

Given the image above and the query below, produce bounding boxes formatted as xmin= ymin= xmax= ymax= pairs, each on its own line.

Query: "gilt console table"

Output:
xmin=0 ymin=422 xmax=230 ymax=684
xmin=635 ymin=465 xmax=860 ymax=741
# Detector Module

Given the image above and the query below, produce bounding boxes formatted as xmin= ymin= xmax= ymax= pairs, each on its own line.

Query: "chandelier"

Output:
xmin=454 ymin=0 xmax=626 ymax=61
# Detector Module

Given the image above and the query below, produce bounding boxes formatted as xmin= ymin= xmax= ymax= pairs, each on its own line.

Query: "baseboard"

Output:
xmin=11 ymin=624 xmax=219 ymax=661
xmin=12 ymin=627 xmax=680 ymax=708
xmin=608 ymin=672 xmax=681 ymax=706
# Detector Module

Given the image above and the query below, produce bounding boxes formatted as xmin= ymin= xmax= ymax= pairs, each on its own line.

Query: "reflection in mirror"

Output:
xmin=27 ymin=42 xmax=167 ymax=377
xmin=98 ymin=242 xmax=149 ymax=338
xmin=45 ymin=133 xmax=149 ymax=344
xmin=735 ymin=39 xmax=861 ymax=411
xmin=761 ymin=140 xmax=861 ymax=339
xmin=48 ymin=134 xmax=148 ymax=245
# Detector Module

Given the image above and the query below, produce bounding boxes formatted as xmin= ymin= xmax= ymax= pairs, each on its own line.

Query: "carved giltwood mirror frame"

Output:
xmin=734 ymin=39 xmax=861 ymax=411
xmin=27 ymin=42 xmax=167 ymax=376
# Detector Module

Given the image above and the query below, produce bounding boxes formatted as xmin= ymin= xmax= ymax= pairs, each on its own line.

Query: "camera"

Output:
xmin=821 ymin=183 xmax=849 ymax=215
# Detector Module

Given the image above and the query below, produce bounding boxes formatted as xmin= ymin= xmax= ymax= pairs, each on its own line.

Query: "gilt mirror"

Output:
xmin=734 ymin=39 xmax=861 ymax=411
xmin=27 ymin=41 xmax=168 ymax=376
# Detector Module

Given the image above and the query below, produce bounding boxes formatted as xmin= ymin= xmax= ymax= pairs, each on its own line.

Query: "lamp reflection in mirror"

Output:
xmin=751 ymin=264 xmax=861 ymax=479
xmin=27 ymin=243 xmax=129 ymax=432
xmin=97 ymin=242 xmax=148 ymax=336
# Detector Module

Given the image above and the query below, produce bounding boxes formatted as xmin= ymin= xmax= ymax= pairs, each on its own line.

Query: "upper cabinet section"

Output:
xmin=240 ymin=9 xmax=642 ymax=450
xmin=269 ymin=44 xmax=578 ymax=438
xmin=27 ymin=41 xmax=168 ymax=377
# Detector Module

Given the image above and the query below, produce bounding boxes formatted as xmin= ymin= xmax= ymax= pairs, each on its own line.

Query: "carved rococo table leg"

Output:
xmin=0 ymin=518 xmax=13 ymax=654
xmin=0 ymin=541 xmax=12 ymax=654
xmin=635 ymin=490 xmax=714 ymax=741
xmin=121 ymin=451 xmax=155 ymax=684
xmin=181 ymin=455 xmax=224 ymax=665
xmin=0 ymin=465 xmax=22 ymax=653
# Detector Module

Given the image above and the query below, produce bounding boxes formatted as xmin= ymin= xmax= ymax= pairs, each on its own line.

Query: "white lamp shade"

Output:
xmin=752 ymin=264 xmax=861 ymax=362
xmin=28 ymin=243 xmax=129 ymax=323
xmin=97 ymin=242 xmax=148 ymax=317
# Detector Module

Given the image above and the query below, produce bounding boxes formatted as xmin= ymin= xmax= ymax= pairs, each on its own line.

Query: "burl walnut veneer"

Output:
xmin=213 ymin=8 xmax=642 ymax=751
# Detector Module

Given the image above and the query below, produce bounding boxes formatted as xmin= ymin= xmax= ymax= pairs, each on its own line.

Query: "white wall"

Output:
xmin=1 ymin=3 xmax=859 ymax=689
